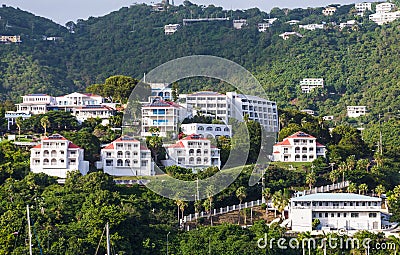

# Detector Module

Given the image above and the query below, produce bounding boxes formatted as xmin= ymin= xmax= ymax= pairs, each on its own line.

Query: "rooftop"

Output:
xmin=292 ymin=193 xmax=381 ymax=202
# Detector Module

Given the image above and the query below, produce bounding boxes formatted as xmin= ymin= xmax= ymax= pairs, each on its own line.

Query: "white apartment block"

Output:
xmin=375 ymin=2 xmax=396 ymax=13
xmin=355 ymin=2 xmax=372 ymax=15
xmin=339 ymin=20 xmax=358 ymax=29
xmin=149 ymin=82 xmax=173 ymax=100
xmin=30 ymin=134 xmax=89 ymax=178
xmin=164 ymin=24 xmax=180 ymax=35
xmin=286 ymin=20 xmax=300 ymax=25
xmin=233 ymin=19 xmax=247 ymax=29
xmin=0 ymin=35 xmax=21 ymax=43
xmin=5 ymin=92 xmax=116 ymax=130
xmin=279 ymin=32 xmax=303 ymax=40
xmin=141 ymin=96 xmax=191 ymax=137
xmin=272 ymin=131 xmax=326 ymax=162
xmin=96 ymin=136 xmax=154 ymax=176
xmin=300 ymin=109 xmax=315 ymax=116
xmin=265 ymin=18 xmax=278 ymax=25
xmin=347 ymin=106 xmax=367 ymax=117
xmin=323 ymin=115 xmax=334 ymax=121
xmin=4 ymin=111 xmax=31 ymax=130
xmin=290 ymin=193 xmax=382 ymax=232
xmin=227 ymin=92 xmax=278 ymax=132
xmin=258 ymin=23 xmax=270 ymax=32
xmin=180 ymin=91 xmax=278 ymax=132
xmin=322 ymin=7 xmax=337 ymax=16
xmin=72 ymin=105 xmax=115 ymax=125
xmin=180 ymin=123 xmax=232 ymax=138
xmin=299 ymin=24 xmax=325 ymax=30
xmin=164 ymin=134 xmax=221 ymax=169
xmin=369 ymin=11 xmax=400 ymax=25
xmin=300 ymin=78 xmax=324 ymax=93
xmin=180 ymin=91 xmax=230 ymax=123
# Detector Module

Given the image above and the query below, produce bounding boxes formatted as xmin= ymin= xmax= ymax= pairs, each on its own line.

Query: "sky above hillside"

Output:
xmin=1 ymin=0 xmax=374 ymax=25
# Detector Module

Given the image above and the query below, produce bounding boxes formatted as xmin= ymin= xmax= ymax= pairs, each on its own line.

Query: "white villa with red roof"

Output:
xmin=30 ymin=134 xmax=89 ymax=178
xmin=96 ymin=136 xmax=154 ymax=176
xmin=141 ymin=96 xmax=191 ymax=137
xmin=272 ymin=131 xmax=327 ymax=162
xmin=164 ymin=134 xmax=221 ymax=169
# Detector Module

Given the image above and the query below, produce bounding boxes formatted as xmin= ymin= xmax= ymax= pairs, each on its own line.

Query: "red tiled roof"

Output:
xmin=273 ymin=151 xmax=280 ymax=154
xmin=287 ymin=131 xmax=315 ymax=139
xmin=275 ymin=139 xmax=291 ymax=146
xmin=168 ymin=141 xmax=185 ymax=148
xmin=140 ymin=146 xmax=149 ymax=150
xmin=181 ymin=134 xmax=208 ymax=141
xmin=32 ymin=144 xmax=41 ymax=149
xmin=316 ymin=142 xmax=325 ymax=147
xmin=103 ymin=143 xmax=114 ymax=150
xmin=113 ymin=136 xmax=140 ymax=143
xmin=68 ymin=143 xmax=81 ymax=149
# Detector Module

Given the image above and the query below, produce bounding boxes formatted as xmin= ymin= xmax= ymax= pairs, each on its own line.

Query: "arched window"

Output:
xmin=302 ymin=155 xmax=308 ymax=161
xmin=196 ymin=157 xmax=202 ymax=164
xmin=117 ymin=159 xmax=123 ymax=166
xmin=51 ymin=150 xmax=57 ymax=157
xmin=215 ymin=127 xmax=221 ymax=131
xmin=43 ymin=150 xmax=49 ymax=157
xmin=165 ymin=92 xmax=170 ymax=98
xmin=302 ymin=147 xmax=308 ymax=153
xmin=295 ymin=155 xmax=300 ymax=161
xmin=43 ymin=159 xmax=49 ymax=165
xmin=117 ymin=151 xmax=123 ymax=158
xmin=204 ymin=157 xmax=209 ymax=164
xmin=206 ymin=127 xmax=213 ymax=131
xmin=158 ymin=92 xmax=163 ymax=97
xmin=189 ymin=157 xmax=194 ymax=164
xmin=51 ymin=159 xmax=57 ymax=165
xmin=196 ymin=149 xmax=201 ymax=155
xmin=204 ymin=150 xmax=208 ymax=154
xmin=198 ymin=126 xmax=204 ymax=131
xmin=189 ymin=149 xmax=194 ymax=155
xmin=295 ymin=147 xmax=300 ymax=153
xmin=224 ymin=127 xmax=230 ymax=132
xmin=125 ymin=159 xmax=130 ymax=166
xmin=125 ymin=151 xmax=131 ymax=158
xmin=133 ymin=160 xmax=138 ymax=164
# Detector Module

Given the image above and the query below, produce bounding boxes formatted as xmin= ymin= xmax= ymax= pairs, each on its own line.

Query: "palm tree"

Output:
xmin=194 ymin=199 xmax=202 ymax=222
xmin=374 ymin=153 xmax=384 ymax=168
xmin=305 ymin=171 xmax=316 ymax=190
xmin=40 ymin=116 xmax=50 ymax=136
xmin=205 ymin=185 xmax=215 ymax=226
xmin=337 ymin=162 xmax=347 ymax=183
xmin=272 ymin=190 xmax=289 ymax=219
xmin=236 ymin=186 xmax=247 ymax=224
xmin=262 ymin=188 xmax=271 ymax=215
xmin=175 ymin=198 xmax=184 ymax=226
xmin=329 ymin=169 xmax=339 ymax=185
xmin=15 ymin=116 xmax=22 ymax=140
xmin=358 ymin=183 xmax=368 ymax=195
xmin=179 ymin=201 xmax=188 ymax=224
xmin=347 ymin=182 xmax=357 ymax=193
xmin=375 ymin=184 xmax=386 ymax=198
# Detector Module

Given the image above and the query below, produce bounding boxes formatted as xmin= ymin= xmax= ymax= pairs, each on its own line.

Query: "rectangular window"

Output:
xmin=337 ymin=213 xmax=340 ymax=217
xmin=106 ymin=160 xmax=113 ymax=166
xmin=141 ymin=160 xmax=148 ymax=167
xmin=331 ymin=213 xmax=334 ymax=218
xmin=343 ymin=213 xmax=347 ymax=217
xmin=351 ymin=213 xmax=359 ymax=218
xmin=325 ymin=213 xmax=328 ymax=218
xmin=369 ymin=213 xmax=377 ymax=218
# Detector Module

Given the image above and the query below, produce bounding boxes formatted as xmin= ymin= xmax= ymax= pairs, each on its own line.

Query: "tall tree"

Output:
xmin=40 ymin=116 xmax=50 ymax=136
xmin=236 ymin=186 xmax=247 ymax=224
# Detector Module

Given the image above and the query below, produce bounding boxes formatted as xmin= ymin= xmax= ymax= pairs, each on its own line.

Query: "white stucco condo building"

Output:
xmin=141 ymin=96 xmax=191 ymax=137
xmin=96 ymin=136 xmax=154 ymax=176
xmin=30 ymin=134 xmax=89 ymax=178
xmin=180 ymin=123 xmax=232 ymax=138
xmin=347 ymin=106 xmax=367 ymax=117
xmin=272 ymin=131 xmax=326 ymax=162
xmin=164 ymin=134 xmax=221 ymax=169
xmin=300 ymin=78 xmax=324 ymax=93
xmin=290 ymin=193 xmax=382 ymax=232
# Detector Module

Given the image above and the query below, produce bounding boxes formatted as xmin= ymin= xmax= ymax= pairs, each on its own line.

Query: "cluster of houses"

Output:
xmin=5 ymin=79 xmax=370 ymax=178
xmin=0 ymin=35 xmax=21 ymax=44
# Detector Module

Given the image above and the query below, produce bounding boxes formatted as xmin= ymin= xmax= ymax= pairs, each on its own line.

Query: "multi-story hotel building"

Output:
xmin=290 ymin=193 xmax=382 ymax=232
xmin=180 ymin=123 xmax=232 ymax=139
xmin=300 ymin=78 xmax=324 ymax=93
xmin=272 ymin=131 xmax=326 ymax=162
xmin=141 ymin=96 xmax=191 ymax=137
xmin=347 ymin=106 xmax=367 ymax=118
xmin=30 ymin=134 xmax=89 ymax=178
xmin=96 ymin=136 xmax=154 ymax=176
xmin=164 ymin=134 xmax=221 ymax=169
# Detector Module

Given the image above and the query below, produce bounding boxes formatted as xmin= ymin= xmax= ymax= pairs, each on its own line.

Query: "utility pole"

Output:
xmin=106 ymin=222 xmax=110 ymax=255
xmin=378 ymin=114 xmax=383 ymax=155
xmin=27 ymin=205 xmax=32 ymax=255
